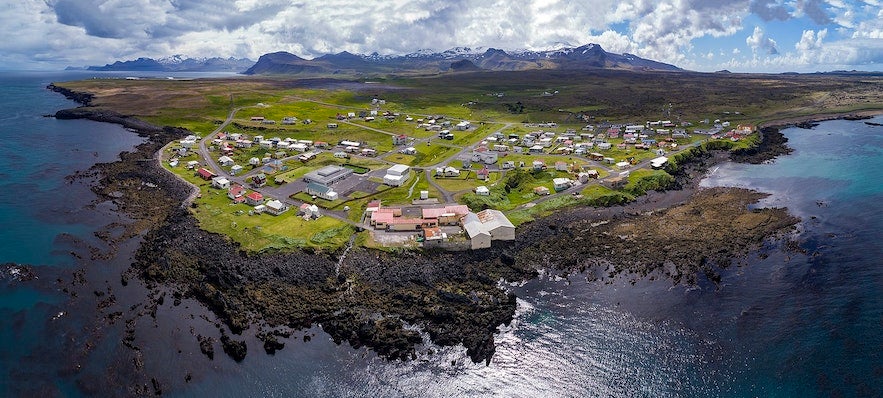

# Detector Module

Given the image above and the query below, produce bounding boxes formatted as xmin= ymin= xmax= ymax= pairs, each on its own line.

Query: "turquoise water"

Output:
xmin=0 ymin=73 xmax=880 ymax=397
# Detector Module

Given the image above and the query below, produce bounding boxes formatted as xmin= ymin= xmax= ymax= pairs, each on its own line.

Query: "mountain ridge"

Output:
xmin=83 ymin=56 xmax=255 ymax=72
xmin=244 ymin=43 xmax=682 ymax=75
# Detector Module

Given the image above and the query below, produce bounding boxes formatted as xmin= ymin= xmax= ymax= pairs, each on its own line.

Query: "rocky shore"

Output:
xmin=49 ymin=84 xmax=803 ymax=367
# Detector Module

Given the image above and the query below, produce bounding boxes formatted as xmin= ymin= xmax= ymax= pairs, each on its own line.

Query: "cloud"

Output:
xmin=1 ymin=0 xmax=881 ymax=72
xmin=798 ymin=0 xmax=834 ymax=25
xmin=796 ymin=29 xmax=827 ymax=52
xmin=747 ymin=26 xmax=779 ymax=55
xmin=750 ymin=0 xmax=791 ymax=21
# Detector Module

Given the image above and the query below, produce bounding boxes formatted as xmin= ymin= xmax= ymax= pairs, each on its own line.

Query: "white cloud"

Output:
xmin=746 ymin=26 xmax=779 ymax=55
xmin=0 ymin=0 xmax=880 ymax=72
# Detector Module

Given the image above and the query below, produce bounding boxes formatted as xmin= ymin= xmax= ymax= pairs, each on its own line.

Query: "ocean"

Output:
xmin=0 ymin=71 xmax=880 ymax=397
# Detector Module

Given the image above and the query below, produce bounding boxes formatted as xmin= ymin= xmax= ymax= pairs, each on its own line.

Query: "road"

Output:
xmin=189 ymin=105 xmax=365 ymax=228
xmin=181 ymin=95 xmax=708 ymax=226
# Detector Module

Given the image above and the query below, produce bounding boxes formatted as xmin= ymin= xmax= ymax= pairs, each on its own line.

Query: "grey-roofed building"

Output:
xmin=461 ymin=209 xmax=515 ymax=249
xmin=303 ymin=165 xmax=353 ymax=185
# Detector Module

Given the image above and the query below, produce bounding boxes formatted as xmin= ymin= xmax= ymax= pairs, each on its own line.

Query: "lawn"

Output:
xmin=432 ymin=170 xmax=500 ymax=192
xmin=161 ymin=144 xmax=352 ymax=252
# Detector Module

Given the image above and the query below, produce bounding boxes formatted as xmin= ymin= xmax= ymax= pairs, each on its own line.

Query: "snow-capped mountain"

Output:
xmin=245 ymin=43 xmax=681 ymax=75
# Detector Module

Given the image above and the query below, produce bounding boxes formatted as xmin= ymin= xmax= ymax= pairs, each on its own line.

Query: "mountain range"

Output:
xmin=243 ymin=44 xmax=681 ymax=75
xmin=81 ymin=56 xmax=255 ymax=72
xmin=69 ymin=44 xmax=681 ymax=75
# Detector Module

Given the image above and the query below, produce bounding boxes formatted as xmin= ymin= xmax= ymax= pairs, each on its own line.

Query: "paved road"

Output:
xmin=190 ymin=105 xmax=362 ymax=228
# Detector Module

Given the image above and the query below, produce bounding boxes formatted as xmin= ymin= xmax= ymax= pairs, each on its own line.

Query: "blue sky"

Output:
xmin=2 ymin=0 xmax=881 ymax=72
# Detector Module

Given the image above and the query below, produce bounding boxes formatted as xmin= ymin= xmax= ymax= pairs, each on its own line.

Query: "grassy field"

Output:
xmin=57 ymin=69 xmax=883 ymax=250
xmin=161 ymin=146 xmax=353 ymax=252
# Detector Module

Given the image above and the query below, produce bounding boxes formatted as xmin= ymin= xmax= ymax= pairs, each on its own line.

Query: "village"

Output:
xmin=163 ymin=94 xmax=754 ymax=251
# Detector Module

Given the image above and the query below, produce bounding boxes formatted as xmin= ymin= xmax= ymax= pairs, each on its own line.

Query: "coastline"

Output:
xmin=46 ymin=83 xmax=804 ymax=367
xmin=757 ymin=109 xmax=883 ymax=130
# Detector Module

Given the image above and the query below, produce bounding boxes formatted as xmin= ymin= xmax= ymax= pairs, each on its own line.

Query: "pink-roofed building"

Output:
xmin=422 ymin=205 xmax=470 ymax=226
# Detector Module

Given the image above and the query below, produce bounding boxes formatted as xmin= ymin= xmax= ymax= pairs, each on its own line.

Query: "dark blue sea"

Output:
xmin=0 ymin=71 xmax=880 ymax=397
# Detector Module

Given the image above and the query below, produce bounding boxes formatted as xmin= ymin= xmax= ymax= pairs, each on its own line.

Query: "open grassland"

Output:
xmin=60 ymin=71 xmax=883 ymax=133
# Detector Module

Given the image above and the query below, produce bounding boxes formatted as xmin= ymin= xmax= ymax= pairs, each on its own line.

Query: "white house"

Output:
xmin=650 ymin=156 xmax=669 ymax=169
xmin=553 ymin=178 xmax=573 ymax=191
xmin=265 ymin=200 xmax=289 ymax=215
xmin=435 ymin=166 xmax=460 ymax=177
xmin=475 ymin=186 xmax=490 ymax=196
xmin=383 ymin=164 xmax=410 ymax=186
xmin=218 ymin=156 xmax=234 ymax=167
xmin=305 ymin=182 xmax=339 ymax=201
xmin=471 ymin=150 xmax=498 ymax=165
xmin=211 ymin=176 xmax=231 ymax=189
xmin=230 ymin=165 xmax=244 ymax=175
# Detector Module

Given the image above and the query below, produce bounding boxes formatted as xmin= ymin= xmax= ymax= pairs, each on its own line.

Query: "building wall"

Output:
xmin=489 ymin=226 xmax=516 ymax=241
xmin=470 ymin=233 xmax=492 ymax=250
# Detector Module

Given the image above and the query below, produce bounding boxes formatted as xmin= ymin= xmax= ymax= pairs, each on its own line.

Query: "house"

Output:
xmin=555 ymin=161 xmax=569 ymax=171
xmin=597 ymin=142 xmax=612 ymax=150
xmin=529 ymin=145 xmax=544 ymax=154
xmin=650 ymin=156 xmax=669 ymax=169
xmin=392 ymin=134 xmax=408 ymax=145
xmin=333 ymin=152 xmax=349 ymax=159
xmin=196 ymin=168 xmax=215 ymax=181
xmin=211 ymin=176 xmax=231 ymax=189
xmin=422 ymin=227 xmax=447 ymax=245
xmin=227 ymin=184 xmax=246 ymax=200
xmin=218 ymin=156 xmax=234 ymax=167
xmin=456 ymin=121 xmax=470 ymax=131
xmin=265 ymin=199 xmax=289 ymax=215
xmin=297 ymin=152 xmax=317 ymax=162
xmin=461 ymin=209 xmax=516 ymax=250
xmin=435 ymin=166 xmax=460 ymax=177
xmin=361 ymin=148 xmax=377 ymax=157
xmin=553 ymin=178 xmax=573 ymax=191
xmin=305 ymin=182 xmax=339 ymax=201
xmin=616 ymin=161 xmax=631 ymax=170
xmin=475 ymin=186 xmax=490 ymax=196
xmin=245 ymin=191 xmax=264 ymax=206
xmin=501 ymin=161 xmax=515 ymax=170
xmin=471 ymin=150 xmax=499 ymax=165
xmin=578 ymin=170 xmax=599 ymax=182
xmin=327 ymin=123 xmax=338 ymax=129
xmin=303 ymin=165 xmax=354 ymax=185
xmin=230 ymin=165 xmax=243 ymax=175
xmin=534 ymin=186 xmax=550 ymax=195
xmin=252 ymin=173 xmax=267 ymax=188
xmin=476 ymin=168 xmax=490 ymax=181
xmin=299 ymin=203 xmax=321 ymax=219
xmin=383 ymin=164 xmax=410 ymax=186
xmin=186 ymin=160 xmax=200 ymax=169
xmin=532 ymin=160 xmax=546 ymax=171
xmin=401 ymin=147 xmax=417 ymax=155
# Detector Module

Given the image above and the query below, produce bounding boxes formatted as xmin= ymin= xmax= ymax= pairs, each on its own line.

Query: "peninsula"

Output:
xmin=48 ymin=67 xmax=883 ymax=364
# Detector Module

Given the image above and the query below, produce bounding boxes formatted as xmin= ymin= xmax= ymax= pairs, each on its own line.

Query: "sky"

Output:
xmin=2 ymin=0 xmax=882 ymax=72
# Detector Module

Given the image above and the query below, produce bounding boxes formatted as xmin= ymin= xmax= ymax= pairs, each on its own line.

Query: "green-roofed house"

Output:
xmin=305 ymin=182 xmax=339 ymax=201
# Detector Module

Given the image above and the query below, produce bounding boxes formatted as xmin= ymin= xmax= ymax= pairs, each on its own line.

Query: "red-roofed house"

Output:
xmin=245 ymin=191 xmax=264 ymax=206
xmin=196 ymin=168 xmax=215 ymax=180
xmin=227 ymin=184 xmax=246 ymax=200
